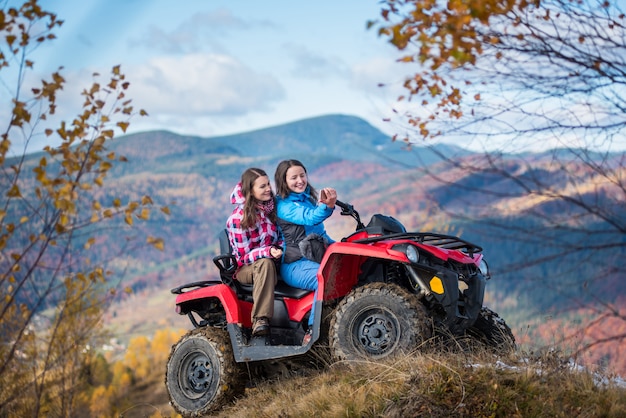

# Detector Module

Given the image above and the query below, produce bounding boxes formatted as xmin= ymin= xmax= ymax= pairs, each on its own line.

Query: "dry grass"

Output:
xmin=111 ymin=337 xmax=626 ymax=418
xmin=214 ymin=361 xmax=409 ymax=418
xmin=209 ymin=347 xmax=626 ymax=418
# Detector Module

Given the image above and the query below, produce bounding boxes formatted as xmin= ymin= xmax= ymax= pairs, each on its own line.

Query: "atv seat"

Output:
xmin=213 ymin=229 xmax=310 ymax=299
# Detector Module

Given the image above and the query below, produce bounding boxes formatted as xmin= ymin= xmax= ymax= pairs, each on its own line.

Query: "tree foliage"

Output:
xmin=0 ymin=1 xmax=166 ymax=415
xmin=375 ymin=0 xmax=626 ymax=145
xmin=374 ymin=0 xmax=626 ymax=371
xmin=75 ymin=329 xmax=183 ymax=417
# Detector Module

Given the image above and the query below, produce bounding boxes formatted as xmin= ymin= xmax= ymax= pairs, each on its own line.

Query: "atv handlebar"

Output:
xmin=335 ymin=200 xmax=352 ymax=214
xmin=336 ymin=200 xmax=366 ymax=230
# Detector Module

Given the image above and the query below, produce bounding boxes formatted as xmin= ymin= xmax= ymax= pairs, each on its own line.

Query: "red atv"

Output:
xmin=165 ymin=201 xmax=515 ymax=416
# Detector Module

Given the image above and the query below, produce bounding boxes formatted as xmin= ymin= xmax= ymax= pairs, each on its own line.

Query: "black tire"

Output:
xmin=329 ymin=283 xmax=432 ymax=362
xmin=165 ymin=327 xmax=243 ymax=417
xmin=468 ymin=307 xmax=516 ymax=354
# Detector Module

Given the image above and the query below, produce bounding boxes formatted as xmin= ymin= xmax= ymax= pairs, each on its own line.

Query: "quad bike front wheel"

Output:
xmin=329 ymin=283 xmax=432 ymax=362
xmin=165 ymin=327 xmax=243 ymax=417
xmin=467 ymin=307 xmax=516 ymax=354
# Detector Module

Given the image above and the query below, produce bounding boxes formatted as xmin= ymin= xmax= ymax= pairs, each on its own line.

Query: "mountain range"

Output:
xmin=6 ymin=113 xmax=625 ymax=374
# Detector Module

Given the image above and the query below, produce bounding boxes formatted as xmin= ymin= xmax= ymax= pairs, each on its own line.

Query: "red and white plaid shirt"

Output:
xmin=226 ymin=182 xmax=283 ymax=270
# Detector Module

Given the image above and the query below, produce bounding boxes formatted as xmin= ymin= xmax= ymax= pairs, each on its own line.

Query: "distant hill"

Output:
xmin=106 ymin=114 xmax=473 ymax=176
xmin=8 ymin=113 xmax=624 ymax=303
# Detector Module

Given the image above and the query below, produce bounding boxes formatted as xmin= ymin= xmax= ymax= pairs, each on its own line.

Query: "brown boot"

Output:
xmin=252 ymin=317 xmax=270 ymax=336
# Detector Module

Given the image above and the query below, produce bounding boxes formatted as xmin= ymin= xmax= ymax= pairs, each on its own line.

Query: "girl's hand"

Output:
xmin=270 ymin=247 xmax=283 ymax=259
xmin=320 ymin=187 xmax=337 ymax=208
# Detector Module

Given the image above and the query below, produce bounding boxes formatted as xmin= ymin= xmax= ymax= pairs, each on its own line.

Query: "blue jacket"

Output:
xmin=276 ymin=188 xmax=334 ymax=263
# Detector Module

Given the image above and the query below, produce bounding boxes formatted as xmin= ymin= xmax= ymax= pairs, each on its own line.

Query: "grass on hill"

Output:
xmin=208 ymin=346 xmax=626 ymax=418
xmin=114 ymin=333 xmax=626 ymax=418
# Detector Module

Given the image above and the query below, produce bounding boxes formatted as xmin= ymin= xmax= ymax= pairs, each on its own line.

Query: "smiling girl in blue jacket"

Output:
xmin=274 ymin=160 xmax=337 ymax=342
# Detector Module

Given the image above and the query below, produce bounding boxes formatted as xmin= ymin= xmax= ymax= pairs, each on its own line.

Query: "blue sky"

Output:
xmin=9 ymin=0 xmax=411 ymax=149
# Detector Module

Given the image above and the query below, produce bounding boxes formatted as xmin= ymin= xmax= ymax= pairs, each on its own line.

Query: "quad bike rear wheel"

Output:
xmin=329 ymin=283 xmax=431 ymax=362
xmin=467 ymin=307 xmax=516 ymax=354
xmin=165 ymin=327 xmax=243 ymax=417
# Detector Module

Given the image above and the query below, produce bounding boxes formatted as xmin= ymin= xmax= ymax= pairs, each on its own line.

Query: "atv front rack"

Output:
xmin=348 ymin=232 xmax=483 ymax=256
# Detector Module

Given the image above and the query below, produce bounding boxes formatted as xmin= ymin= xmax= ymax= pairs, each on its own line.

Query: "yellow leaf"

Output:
xmin=125 ymin=214 xmax=133 ymax=225
xmin=117 ymin=121 xmax=129 ymax=132
xmin=93 ymin=136 xmax=105 ymax=147
xmin=19 ymin=216 xmax=28 ymax=223
xmin=141 ymin=195 xmax=153 ymax=205
xmin=147 ymin=236 xmax=165 ymax=251
xmin=7 ymin=184 xmax=21 ymax=198
xmin=139 ymin=208 xmax=150 ymax=220
xmin=160 ymin=206 xmax=171 ymax=215
xmin=84 ymin=237 xmax=96 ymax=249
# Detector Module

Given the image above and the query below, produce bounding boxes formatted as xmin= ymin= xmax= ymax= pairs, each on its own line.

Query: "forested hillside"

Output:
xmin=7 ymin=114 xmax=625 ymax=375
xmin=71 ymin=114 xmax=622 ymax=377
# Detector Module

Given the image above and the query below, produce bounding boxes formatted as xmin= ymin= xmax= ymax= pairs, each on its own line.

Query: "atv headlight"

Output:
xmin=406 ymin=245 xmax=420 ymax=264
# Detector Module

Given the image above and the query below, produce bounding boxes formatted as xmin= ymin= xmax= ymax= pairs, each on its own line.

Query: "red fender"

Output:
xmin=283 ymin=293 xmax=315 ymax=323
xmin=175 ymin=283 xmax=249 ymax=325
xmin=319 ymin=241 xmax=408 ymax=300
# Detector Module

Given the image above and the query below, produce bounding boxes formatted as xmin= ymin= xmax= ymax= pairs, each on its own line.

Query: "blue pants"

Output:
xmin=280 ymin=258 xmax=319 ymax=326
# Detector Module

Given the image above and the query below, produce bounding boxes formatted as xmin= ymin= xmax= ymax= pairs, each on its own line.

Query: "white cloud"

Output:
xmin=131 ymin=9 xmax=268 ymax=55
xmin=129 ymin=53 xmax=285 ymax=117
xmin=283 ymin=43 xmax=349 ymax=80
xmin=351 ymin=57 xmax=405 ymax=92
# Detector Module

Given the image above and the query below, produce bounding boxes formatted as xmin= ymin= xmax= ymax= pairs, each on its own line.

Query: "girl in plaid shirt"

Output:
xmin=226 ymin=168 xmax=284 ymax=337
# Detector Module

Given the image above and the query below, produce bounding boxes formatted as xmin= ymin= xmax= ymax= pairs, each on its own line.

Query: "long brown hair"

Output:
xmin=240 ymin=167 xmax=276 ymax=229
xmin=274 ymin=159 xmax=317 ymax=202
